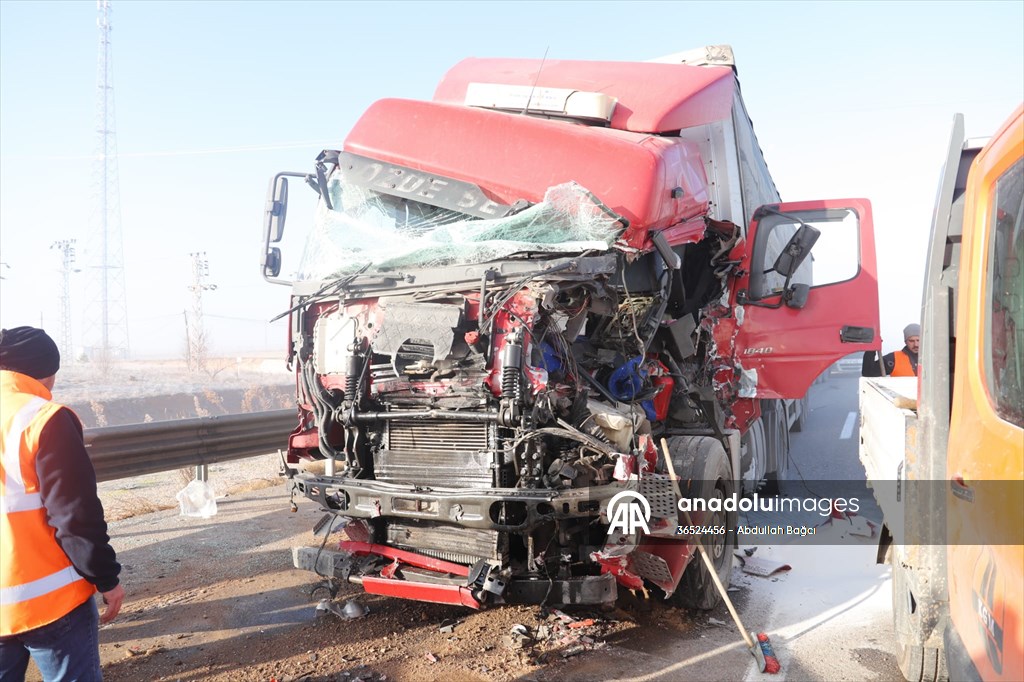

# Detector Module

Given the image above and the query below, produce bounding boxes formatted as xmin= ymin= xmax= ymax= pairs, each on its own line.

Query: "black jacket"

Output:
xmin=34 ymin=407 xmax=121 ymax=593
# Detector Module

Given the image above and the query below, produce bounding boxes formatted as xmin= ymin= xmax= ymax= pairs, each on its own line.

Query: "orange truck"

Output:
xmin=859 ymin=105 xmax=1023 ymax=681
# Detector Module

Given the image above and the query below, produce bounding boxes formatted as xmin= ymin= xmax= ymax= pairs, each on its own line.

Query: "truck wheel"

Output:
xmin=762 ymin=405 xmax=789 ymax=496
xmin=791 ymin=395 xmax=809 ymax=433
xmin=892 ymin=562 xmax=949 ymax=682
xmin=663 ymin=436 xmax=736 ymax=610
xmin=740 ymin=418 xmax=767 ymax=495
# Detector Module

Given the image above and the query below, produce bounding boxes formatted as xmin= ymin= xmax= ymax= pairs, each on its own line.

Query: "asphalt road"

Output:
xmin=736 ymin=371 xmax=902 ymax=681
xmin=553 ymin=370 xmax=903 ymax=681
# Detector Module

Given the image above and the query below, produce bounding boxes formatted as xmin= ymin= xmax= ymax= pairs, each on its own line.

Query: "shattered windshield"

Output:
xmin=295 ymin=176 xmax=625 ymax=281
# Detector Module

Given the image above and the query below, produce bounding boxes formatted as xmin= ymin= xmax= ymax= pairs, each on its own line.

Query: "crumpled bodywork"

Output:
xmin=282 ymin=166 xmax=753 ymax=607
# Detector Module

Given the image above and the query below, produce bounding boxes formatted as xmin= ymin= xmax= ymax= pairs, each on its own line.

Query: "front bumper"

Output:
xmin=292 ymin=544 xmax=617 ymax=608
xmin=292 ymin=473 xmax=631 ymax=532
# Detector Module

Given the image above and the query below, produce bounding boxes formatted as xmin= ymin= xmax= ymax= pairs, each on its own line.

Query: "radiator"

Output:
xmin=377 ymin=420 xmax=495 ymax=488
xmin=385 ymin=521 xmax=505 ymax=565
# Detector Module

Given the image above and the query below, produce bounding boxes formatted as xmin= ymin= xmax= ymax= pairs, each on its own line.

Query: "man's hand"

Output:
xmin=99 ymin=584 xmax=125 ymax=624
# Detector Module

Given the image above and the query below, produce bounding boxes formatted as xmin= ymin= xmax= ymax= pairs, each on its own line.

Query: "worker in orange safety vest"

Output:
xmin=0 ymin=327 xmax=124 ymax=681
xmin=861 ymin=323 xmax=921 ymax=377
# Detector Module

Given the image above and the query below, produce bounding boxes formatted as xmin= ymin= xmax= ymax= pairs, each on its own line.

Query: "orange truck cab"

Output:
xmin=944 ymin=105 xmax=1023 ymax=682
xmin=859 ymin=105 xmax=1023 ymax=681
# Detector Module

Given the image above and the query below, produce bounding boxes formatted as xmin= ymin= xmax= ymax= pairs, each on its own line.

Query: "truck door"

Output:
xmin=730 ymin=198 xmax=879 ymax=399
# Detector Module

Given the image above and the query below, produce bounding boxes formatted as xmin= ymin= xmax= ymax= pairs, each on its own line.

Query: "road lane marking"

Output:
xmin=840 ymin=411 xmax=857 ymax=439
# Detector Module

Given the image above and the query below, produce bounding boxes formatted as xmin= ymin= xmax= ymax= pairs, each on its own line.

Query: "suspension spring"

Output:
xmin=502 ymin=365 xmax=521 ymax=402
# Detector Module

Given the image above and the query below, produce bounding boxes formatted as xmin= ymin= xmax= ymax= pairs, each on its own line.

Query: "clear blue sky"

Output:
xmin=1 ymin=0 xmax=1022 ymax=359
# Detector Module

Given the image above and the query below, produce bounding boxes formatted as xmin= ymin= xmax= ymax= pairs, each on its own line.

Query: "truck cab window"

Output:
xmin=750 ymin=208 xmax=860 ymax=300
xmin=986 ymin=157 xmax=1024 ymax=427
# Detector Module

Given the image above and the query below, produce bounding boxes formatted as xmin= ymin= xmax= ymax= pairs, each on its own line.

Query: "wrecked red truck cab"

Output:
xmin=262 ymin=46 xmax=880 ymax=610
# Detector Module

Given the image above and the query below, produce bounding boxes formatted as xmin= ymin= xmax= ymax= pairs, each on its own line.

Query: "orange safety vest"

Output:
xmin=891 ymin=350 xmax=917 ymax=377
xmin=0 ymin=371 xmax=96 ymax=636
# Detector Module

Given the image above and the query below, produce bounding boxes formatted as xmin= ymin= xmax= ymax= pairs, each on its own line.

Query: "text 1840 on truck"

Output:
xmin=262 ymin=45 xmax=881 ymax=610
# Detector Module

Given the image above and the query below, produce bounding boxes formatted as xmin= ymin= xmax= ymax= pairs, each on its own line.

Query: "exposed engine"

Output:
xmin=287 ymin=220 xmax=739 ymax=605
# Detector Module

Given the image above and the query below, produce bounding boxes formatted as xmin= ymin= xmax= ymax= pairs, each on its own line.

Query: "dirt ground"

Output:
xmin=78 ymin=482 xmax=751 ymax=682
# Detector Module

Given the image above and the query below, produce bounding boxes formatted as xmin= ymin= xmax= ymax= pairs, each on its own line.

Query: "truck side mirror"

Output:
xmin=263 ymin=247 xmax=282 ymax=278
xmin=772 ymin=224 xmax=820 ymax=277
xmin=784 ymin=283 xmax=809 ymax=309
xmin=264 ymin=176 xmax=289 ymax=244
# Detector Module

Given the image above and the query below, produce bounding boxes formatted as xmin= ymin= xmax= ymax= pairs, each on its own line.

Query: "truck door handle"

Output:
xmin=840 ymin=326 xmax=875 ymax=343
xmin=951 ymin=474 xmax=974 ymax=503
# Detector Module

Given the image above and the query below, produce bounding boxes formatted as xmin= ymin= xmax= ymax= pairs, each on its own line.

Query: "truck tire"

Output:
xmin=892 ymin=561 xmax=949 ymax=682
xmin=762 ymin=403 xmax=789 ymax=496
xmin=740 ymin=418 xmax=767 ymax=495
xmin=791 ymin=395 xmax=809 ymax=433
xmin=663 ymin=436 xmax=736 ymax=610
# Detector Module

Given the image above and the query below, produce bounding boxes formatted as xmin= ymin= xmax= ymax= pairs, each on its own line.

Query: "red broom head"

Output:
xmin=757 ymin=632 xmax=781 ymax=674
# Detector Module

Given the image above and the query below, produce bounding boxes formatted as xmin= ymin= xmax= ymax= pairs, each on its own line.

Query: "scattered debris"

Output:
xmin=734 ymin=554 xmax=792 ymax=577
xmin=339 ymin=666 xmax=387 ymax=682
xmin=424 ymin=652 xmax=439 ymax=663
xmin=562 ymin=644 xmax=586 ymax=658
xmin=568 ymin=618 xmax=595 ymax=629
xmin=707 ymin=617 xmax=729 ymax=627
xmin=438 ymin=617 xmax=464 ymax=634
xmin=315 ymin=598 xmax=369 ymax=620
xmin=504 ymin=624 xmax=534 ymax=650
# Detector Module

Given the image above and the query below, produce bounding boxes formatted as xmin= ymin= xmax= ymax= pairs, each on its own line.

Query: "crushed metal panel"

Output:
xmin=737 ymin=367 xmax=758 ymax=398
xmin=631 ymin=550 xmax=675 ymax=591
xmin=372 ymin=301 xmax=461 ymax=363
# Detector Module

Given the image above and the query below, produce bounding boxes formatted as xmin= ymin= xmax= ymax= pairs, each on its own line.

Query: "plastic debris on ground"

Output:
xmin=175 ymin=479 xmax=217 ymax=518
xmin=315 ymin=598 xmax=368 ymax=620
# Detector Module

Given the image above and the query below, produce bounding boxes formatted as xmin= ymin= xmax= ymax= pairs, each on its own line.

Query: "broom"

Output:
xmin=660 ymin=438 xmax=780 ymax=674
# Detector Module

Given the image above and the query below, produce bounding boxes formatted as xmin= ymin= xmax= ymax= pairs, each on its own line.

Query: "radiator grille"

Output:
xmin=385 ymin=522 xmax=505 ymax=566
xmin=377 ymin=420 xmax=495 ymax=488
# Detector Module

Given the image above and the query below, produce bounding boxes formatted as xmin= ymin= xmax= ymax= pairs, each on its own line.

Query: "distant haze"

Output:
xmin=1 ymin=1 xmax=1021 ymax=360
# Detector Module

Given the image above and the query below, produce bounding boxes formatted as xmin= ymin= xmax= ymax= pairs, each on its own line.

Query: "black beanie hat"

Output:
xmin=0 ymin=326 xmax=61 ymax=380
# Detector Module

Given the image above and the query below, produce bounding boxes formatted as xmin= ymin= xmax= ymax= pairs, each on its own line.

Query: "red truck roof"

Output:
xmin=433 ymin=58 xmax=735 ymax=133
xmin=343 ymin=98 xmax=710 ymax=244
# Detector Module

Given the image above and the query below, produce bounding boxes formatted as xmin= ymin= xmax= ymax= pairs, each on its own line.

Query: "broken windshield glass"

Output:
xmin=295 ymin=177 xmax=625 ymax=281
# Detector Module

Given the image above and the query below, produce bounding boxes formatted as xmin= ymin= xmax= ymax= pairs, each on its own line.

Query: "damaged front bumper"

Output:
xmin=292 ymin=542 xmax=617 ymax=609
xmin=291 ymin=474 xmax=629 ymax=532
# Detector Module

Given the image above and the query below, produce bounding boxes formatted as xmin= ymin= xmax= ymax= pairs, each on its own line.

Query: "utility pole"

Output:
xmin=84 ymin=0 xmax=130 ymax=366
xmin=50 ymin=239 xmax=80 ymax=362
xmin=187 ymin=252 xmax=217 ymax=373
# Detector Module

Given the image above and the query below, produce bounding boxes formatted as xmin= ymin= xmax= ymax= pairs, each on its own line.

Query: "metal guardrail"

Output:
xmin=83 ymin=409 xmax=297 ymax=482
